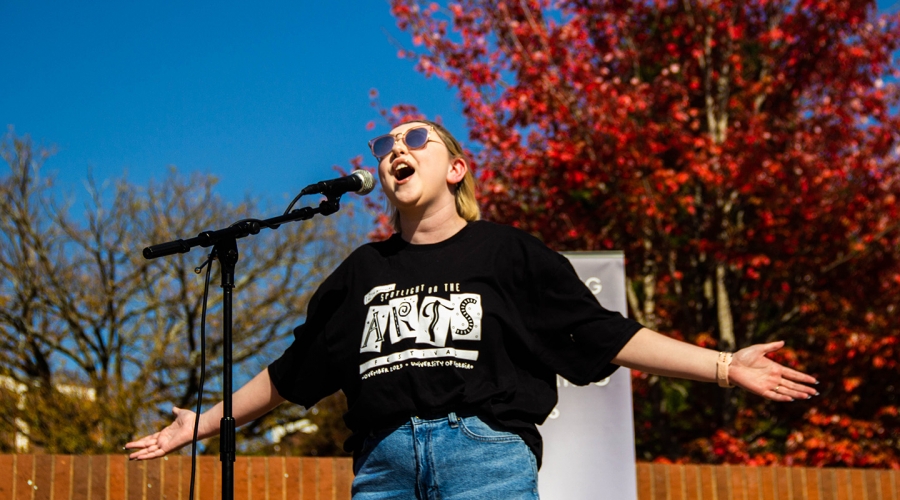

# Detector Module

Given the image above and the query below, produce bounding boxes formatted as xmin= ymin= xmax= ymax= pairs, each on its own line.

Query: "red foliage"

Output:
xmin=384 ymin=0 xmax=900 ymax=467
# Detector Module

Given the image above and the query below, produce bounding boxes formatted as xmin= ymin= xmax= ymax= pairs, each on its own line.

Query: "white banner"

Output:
xmin=538 ymin=251 xmax=637 ymax=500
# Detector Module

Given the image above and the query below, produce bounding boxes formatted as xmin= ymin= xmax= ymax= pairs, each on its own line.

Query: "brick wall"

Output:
xmin=0 ymin=455 xmax=897 ymax=499
xmin=636 ymin=463 xmax=899 ymax=500
xmin=0 ymin=455 xmax=352 ymax=500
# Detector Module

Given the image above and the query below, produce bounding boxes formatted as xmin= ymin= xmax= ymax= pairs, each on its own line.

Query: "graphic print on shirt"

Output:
xmin=358 ymin=283 xmax=482 ymax=377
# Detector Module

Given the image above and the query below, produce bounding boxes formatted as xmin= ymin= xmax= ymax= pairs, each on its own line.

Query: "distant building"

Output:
xmin=268 ymin=418 xmax=319 ymax=444
xmin=0 ymin=375 xmax=96 ymax=452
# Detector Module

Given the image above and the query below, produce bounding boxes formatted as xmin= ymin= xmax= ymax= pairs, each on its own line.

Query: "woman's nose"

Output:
xmin=391 ymin=135 xmax=407 ymax=155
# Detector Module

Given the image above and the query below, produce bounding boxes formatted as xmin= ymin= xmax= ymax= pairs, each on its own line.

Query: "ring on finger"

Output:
xmin=773 ymin=385 xmax=780 ymax=392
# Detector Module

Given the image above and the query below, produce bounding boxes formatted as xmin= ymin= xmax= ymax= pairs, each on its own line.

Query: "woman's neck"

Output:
xmin=398 ymin=204 xmax=468 ymax=245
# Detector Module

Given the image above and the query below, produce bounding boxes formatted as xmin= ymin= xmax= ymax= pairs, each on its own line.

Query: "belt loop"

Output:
xmin=448 ymin=412 xmax=459 ymax=428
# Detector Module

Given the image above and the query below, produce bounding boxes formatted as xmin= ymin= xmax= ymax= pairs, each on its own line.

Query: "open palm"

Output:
xmin=126 ymin=407 xmax=197 ymax=460
xmin=729 ymin=341 xmax=818 ymax=402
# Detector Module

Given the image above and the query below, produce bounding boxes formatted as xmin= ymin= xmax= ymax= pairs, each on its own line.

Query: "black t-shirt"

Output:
xmin=268 ymin=221 xmax=642 ymax=463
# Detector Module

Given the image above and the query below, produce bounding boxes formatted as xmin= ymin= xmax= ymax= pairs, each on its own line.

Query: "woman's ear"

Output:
xmin=446 ymin=157 xmax=468 ymax=185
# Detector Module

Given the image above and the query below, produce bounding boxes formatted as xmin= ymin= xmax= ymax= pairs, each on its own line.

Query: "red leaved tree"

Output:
xmin=375 ymin=0 xmax=900 ymax=466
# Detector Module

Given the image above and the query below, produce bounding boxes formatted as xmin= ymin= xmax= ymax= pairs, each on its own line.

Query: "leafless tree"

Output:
xmin=0 ymin=132 xmax=359 ymax=454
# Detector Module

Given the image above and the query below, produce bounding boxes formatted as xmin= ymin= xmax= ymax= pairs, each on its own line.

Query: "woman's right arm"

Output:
xmin=126 ymin=367 xmax=286 ymax=460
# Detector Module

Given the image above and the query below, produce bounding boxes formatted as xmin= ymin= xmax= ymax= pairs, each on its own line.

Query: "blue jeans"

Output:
xmin=352 ymin=413 xmax=540 ymax=499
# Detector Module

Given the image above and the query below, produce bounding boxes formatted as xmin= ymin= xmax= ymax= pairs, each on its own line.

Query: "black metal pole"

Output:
xmin=215 ymin=238 xmax=239 ymax=500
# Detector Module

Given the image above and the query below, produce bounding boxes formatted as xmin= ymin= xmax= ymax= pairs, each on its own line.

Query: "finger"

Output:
xmin=130 ymin=449 xmax=165 ymax=461
xmin=125 ymin=432 xmax=160 ymax=449
xmin=781 ymin=366 xmax=819 ymax=385
xmin=758 ymin=340 xmax=785 ymax=355
xmin=127 ymin=441 xmax=158 ymax=455
xmin=129 ymin=445 xmax=163 ymax=461
xmin=763 ymin=387 xmax=794 ymax=402
xmin=124 ymin=439 xmax=154 ymax=450
xmin=778 ymin=379 xmax=818 ymax=399
xmin=774 ymin=387 xmax=805 ymax=400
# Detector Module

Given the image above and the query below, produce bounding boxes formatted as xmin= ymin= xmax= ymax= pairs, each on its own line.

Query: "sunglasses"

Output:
xmin=368 ymin=126 xmax=440 ymax=159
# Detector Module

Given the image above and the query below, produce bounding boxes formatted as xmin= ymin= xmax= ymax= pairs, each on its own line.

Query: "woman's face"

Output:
xmin=376 ymin=122 xmax=465 ymax=217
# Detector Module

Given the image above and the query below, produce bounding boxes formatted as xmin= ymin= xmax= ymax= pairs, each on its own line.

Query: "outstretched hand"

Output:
xmin=729 ymin=341 xmax=819 ymax=402
xmin=126 ymin=406 xmax=197 ymax=460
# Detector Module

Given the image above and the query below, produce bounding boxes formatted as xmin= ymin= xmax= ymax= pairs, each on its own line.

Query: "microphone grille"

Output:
xmin=352 ymin=170 xmax=376 ymax=195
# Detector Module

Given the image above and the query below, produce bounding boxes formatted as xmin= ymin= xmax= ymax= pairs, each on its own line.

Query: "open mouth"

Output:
xmin=396 ymin=164 xmax=415 ymax=181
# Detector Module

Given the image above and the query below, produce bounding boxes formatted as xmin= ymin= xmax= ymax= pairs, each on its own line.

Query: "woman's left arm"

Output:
xmin=611 ymin=328 xmax=818 ymax=402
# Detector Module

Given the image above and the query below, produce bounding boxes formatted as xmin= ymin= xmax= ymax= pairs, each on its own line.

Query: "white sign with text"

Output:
xmin=538 ymin=251 xmax=637 ymax=500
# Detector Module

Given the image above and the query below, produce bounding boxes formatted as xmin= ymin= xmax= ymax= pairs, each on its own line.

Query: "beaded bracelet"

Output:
xmin=716 ymin=351 xmax=734 ymax=388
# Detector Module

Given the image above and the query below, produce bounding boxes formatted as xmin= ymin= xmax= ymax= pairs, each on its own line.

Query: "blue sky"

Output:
xmin=1 ymin=1 xmax=466 ymax=211
xmin=3 ymin=1 xmax=899 ymax=214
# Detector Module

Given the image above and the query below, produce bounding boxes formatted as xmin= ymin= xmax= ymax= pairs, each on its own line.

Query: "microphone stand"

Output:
xmin=142 ymin=194 xmax=343 ymax=500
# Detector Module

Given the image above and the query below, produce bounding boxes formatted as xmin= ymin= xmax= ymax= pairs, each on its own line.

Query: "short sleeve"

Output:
xmin=509 ymin=241 xmax=643 ymax=385
xmin=268 ymin=268 xmax=348 ymax=408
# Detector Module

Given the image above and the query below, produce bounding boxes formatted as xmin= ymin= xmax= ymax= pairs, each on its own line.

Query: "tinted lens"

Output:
xmin=371 ymin=136 xmax=395 ymax=158
xmin=404 ymin=127 xmax=429 ymax=149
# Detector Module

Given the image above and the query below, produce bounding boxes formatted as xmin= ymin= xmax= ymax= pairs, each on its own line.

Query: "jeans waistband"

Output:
xmin=411 ymin=411 xmax=467 ymax=428
xmin=410 ymin=410 xmax=477 ymax=422
xmin=366 ymin=411 xmax=479 ymax=438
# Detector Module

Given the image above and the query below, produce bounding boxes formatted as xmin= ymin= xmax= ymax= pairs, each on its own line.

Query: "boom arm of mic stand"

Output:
xmin=142 ymin=195 xmax=342 ymax=260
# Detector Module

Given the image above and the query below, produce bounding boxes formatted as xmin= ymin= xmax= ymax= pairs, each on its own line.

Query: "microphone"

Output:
xmin=300 ymin=170 xmax=376 ymax=196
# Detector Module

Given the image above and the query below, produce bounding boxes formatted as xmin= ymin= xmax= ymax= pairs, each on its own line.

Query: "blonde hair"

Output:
xmin=387 ymin=120 xmax=480 ymax=233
